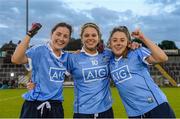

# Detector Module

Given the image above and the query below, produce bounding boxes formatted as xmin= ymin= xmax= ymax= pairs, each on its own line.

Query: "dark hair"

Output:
xmin=51 ymin=22 xmax=72 ymax=36
xmin=108 ymin=26 xmax=131 ymax=43
xmin=80 ymin=22 xmax=101 ymax=39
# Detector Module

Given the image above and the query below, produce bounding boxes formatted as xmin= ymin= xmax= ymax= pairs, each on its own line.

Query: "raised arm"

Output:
xmin=11 ymin=23 xmax=42 ymax=64
xmin=11 ymin=35 xmax=31 ymax=64
xmin=131 ymin=29 xmax=168 ymax=64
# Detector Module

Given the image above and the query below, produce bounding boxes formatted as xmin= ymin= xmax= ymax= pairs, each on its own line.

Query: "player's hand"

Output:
xmin=131 ymin=29 xmax=145 ymax=41
xmin=27 ymin=23 xmax=42 ymax=38
xmin=26 ymin=80 xmax=35 ymax=90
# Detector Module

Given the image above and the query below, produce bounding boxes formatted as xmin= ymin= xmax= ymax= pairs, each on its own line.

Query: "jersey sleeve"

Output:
xmin=24 ymin=45 xmax=41 ymax=71
xmin=103 ymin=48 xmax=113 ymax=59
xmin=137 ymin=47 xmax=152 ymax=65
xmin=67 ymin=53 xmax=74 ymax=74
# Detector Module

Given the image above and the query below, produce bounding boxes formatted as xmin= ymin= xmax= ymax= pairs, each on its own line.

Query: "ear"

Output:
xmin=107 ymin=41 xmax=111 ymax=48
xmin=81 ymin=39 xmax=84 ymax=46
xmin=127 ymin=41 xmax=132 ymax=48
xmin=108 ymin=43 xmax=111 ymax=49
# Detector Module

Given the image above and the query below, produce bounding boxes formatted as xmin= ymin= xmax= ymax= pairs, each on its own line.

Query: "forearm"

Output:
xmin=141 ymin=36 xmax=168 ymax=62
xmin=11 ymin=35 xmax=31 ymax=64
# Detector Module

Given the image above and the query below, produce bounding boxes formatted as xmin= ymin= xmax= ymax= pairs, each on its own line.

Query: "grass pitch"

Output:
xmin=0 ymin=87 xmax=179 ymax=118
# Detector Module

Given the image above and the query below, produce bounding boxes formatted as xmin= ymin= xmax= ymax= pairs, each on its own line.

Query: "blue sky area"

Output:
xmin=0 ymin=0 xmax=180 ymax=48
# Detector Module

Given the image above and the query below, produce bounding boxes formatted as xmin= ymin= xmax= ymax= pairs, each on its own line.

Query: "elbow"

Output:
xmin=161 ymin=53 xmax=168 ymax=62
xmin=158 ymin=54 xmax=168 ymax=63
xmin=11 ymin=55 xmax=17 ymax=64
xmin=11 ymin=55 xmax=20 ymax=64
xmin=164 ymin=55 xmax=168 ymax=62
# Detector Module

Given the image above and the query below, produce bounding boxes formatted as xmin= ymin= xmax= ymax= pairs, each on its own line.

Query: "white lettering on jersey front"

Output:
xmin=49 ymin=67 xmax=66 ymax=82
xmin=111 ymin=65 xmax=132 ymax=84
xmin=82 ymin=65 xmax=108 ymax=82
xmin=91 ymin=59 xmax=98 ymax=66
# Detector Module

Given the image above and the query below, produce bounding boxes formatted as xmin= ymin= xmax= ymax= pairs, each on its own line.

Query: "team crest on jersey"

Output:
xmin=102 ymin=56 xmax=110 ymax=63
xmin=111 ymin=65 xmax=132 ymax=84
xmin=49 ymin=67 xmax=66 ymax=82
xmin=82 ymin=65 xmax=108 ymax=82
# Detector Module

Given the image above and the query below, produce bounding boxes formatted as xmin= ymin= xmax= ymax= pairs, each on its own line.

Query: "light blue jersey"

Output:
xmin=23 ymin=43 xmax=68 ymax=101
xmin=68 ymin=48 xmax=113 ymax=114
xmin=109 ymin=47 xmax=167 ymax=116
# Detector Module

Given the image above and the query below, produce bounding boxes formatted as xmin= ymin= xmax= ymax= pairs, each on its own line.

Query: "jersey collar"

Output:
xmin=81 ymin=47 xmax=98 ymax=56
xmin=114 ymin=56 xmax=123 ymax=62
xmin=46 ymin=42 xmax=64 ymax=59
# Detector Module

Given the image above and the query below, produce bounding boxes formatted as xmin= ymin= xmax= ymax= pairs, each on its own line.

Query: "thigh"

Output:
xmin=145 ymin=102 xmax=176 ymax=118
xmin=47 ymin=101 xmax=64 ymax=118
xmin=98 ymin=107 xmax=114 ymax=118
xmin=20 ymin=100 xmax=41 ymax=118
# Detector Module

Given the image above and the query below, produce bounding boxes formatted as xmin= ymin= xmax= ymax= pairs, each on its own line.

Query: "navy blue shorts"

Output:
xmin=20 ymin=100 xmax=64 ymax=118
xmin=129 ymin=102 xmax=176 ymax=118
xmin=73 ymin=107 xmax=114 ymax=118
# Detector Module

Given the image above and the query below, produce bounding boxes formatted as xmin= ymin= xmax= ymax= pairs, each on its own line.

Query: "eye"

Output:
xmin=56 ymin=32 xmax=61 ymax=37
xmin=64 ymin=34 xmax=69 ymax=39
xmin=92 ymin=33 xmax=97 ymax=37
xmin=84 ymin=33 xmax=89 ymax=37
xmin=120 ymin=38 xmax=125 ymax=42
xmin=112 ymin=38 xmax=117 ymax=42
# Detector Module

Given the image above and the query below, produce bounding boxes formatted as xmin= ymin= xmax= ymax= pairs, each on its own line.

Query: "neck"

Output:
xmin=83 ymin=46 xmax=97 ymax=55
xmin=50 ymin=42 xmax=61 ymax=57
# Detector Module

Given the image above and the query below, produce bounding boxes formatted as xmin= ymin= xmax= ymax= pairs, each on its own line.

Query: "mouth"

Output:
xmin=56 ymin=39 xmax=65 ymax=46
xmin=114 ymin=46 xmax=123 ymax=51
xmin=86 ymin=40 xmax=97 ymax=45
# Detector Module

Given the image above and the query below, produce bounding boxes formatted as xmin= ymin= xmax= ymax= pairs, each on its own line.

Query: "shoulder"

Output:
xmin=128 ymin=47 xmax=150 ymax=56
xmin=135 ymin=47 xmax=151 ymax=54
xmin=101 ymin=48 xmax=113 ymax=57
xmin=28 ymin=44 xmax=47 ymax=52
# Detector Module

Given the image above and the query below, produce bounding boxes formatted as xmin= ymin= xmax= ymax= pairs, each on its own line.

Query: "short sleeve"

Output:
xmin=67 ymin=54 xmax=74 ymax=74
xmin=103 ymin=48 xmax=113 ymax=59
xmin=137 ymin=47 xmax=151 ymax=65
xmin=24 ymin=45 xmax=41 ymax=70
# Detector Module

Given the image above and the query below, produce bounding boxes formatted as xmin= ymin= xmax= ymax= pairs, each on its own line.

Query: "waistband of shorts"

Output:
xmin=25 ymin=100 xmax=62 ymax=104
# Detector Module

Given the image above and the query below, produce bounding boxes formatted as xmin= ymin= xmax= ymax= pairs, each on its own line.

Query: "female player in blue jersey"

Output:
xmin=11 ymin=22 xmax=72 ymax=118
xmin=108 ymin=26 xmax=176 ymax=118
xmin=67 ymin=23 xmax=114 ymax=118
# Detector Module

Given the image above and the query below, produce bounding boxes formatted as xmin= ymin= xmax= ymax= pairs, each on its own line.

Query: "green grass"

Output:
xmin=0 ymin=87 xmax=179 ymax=118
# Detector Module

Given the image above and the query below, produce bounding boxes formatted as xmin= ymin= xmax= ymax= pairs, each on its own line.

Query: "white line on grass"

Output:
xmin=0 ymin=96 xmax=21 ymax=102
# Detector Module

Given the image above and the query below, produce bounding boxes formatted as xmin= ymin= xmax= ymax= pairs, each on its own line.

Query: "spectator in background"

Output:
xmin=0 ymin=80 xmax=9 ymax=89
xmin=0 ymin=80 xmax=2 ymax=88
xmin=8 ymin=79 xmax=16 ymax=88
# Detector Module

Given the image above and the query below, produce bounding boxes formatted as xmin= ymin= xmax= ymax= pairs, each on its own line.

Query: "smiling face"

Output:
xmin=81 ymin=26 xmax=100 ymax=53
xmin=50 ymin=26 xmax=70 ymax=51
xmin=110 ymin=31 xmax=129 ymax=57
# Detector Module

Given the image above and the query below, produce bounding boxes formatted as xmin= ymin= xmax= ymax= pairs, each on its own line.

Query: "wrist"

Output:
xmin=27 ymin=32 xmax=32 ymax=37
xmin=25 ymin=34 xmax=31 ymax=40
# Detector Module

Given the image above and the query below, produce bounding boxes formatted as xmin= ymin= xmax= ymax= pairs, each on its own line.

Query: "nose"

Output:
xmin=87 ymin=35 xmax=94 ymax=40
xmin=58 ymin=36 xmax=64 ymax=41
xmin=116 ymin=42 xmax=121 ymax=46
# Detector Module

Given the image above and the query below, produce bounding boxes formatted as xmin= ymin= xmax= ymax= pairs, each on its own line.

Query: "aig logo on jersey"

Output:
xmin=49 ymin=67 xmax=66 ymax=82
xmin=111 ymin=65 xmax=132 ymax=84
xmin=82 ymin=66 xmax=108 ymax=82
